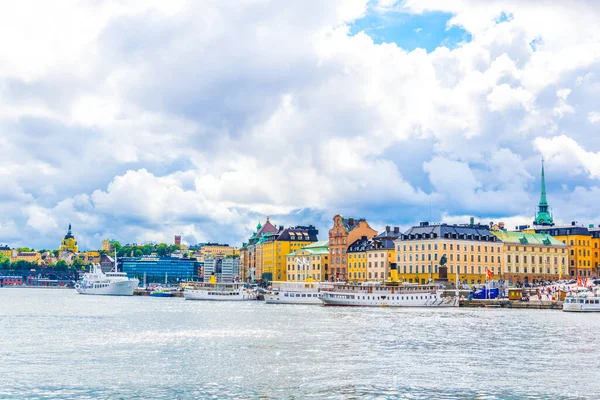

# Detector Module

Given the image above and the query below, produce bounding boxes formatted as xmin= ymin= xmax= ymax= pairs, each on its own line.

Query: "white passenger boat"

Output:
xmin=184 ymin=278 xmax=256 ymax=301
xmin=563 ymin=292 xmax=600 ymax=312
xmin=264 ymin=281 xmax=332 ymax=305
xmin=319 ymin=282 xmax=458 ymax=307
xmin=75 ymin=262 xmax=139 ymax=296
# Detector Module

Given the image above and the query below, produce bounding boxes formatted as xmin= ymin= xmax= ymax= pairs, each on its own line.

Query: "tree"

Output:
xmin=52 ymin=250 xmax=59 ymax=257
xmin=72 ymin=258 xmax=85 ymax=270
xmin=183 ymin=252 xmax=189 ymax=259
xmin=55 ymin=260 xmax=68 ymax=271
xmin=169 ymin=244 xmax=181 ymax=254
xmin=142 ymin=244 xmax=154 ymax=255
xmin=156 ymin=243 xmax=169 ymax=257
xmin=17 ymin=247 xmax=34 ymax=252
xmin=134 ymin=249 xmax=143 ymax=257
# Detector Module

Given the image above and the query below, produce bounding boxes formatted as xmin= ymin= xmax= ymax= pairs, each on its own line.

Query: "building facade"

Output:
xmin=328 ymin=215 xmax=377 ymax=281
xmin=528 ymin=224 xmax=595 ymax=278
xmin=285 ymin=240 xmax=329 ymax=282
xmin=120 ymin=256 xmax=200 ymax=284
xmin=203 ymin=255 xmax=240 ymax=282
xmin=245 ymin=218 xmax=278 ymax=282
xmin=260 ymin=225 xmax=319 ymax=282
xmin=395 ymin=222 xmax=503 ymax=284
xmin=491 ymin=230 xmax=568 ymax=284
xmin=367 ymin=226 xmax=402 ymax=281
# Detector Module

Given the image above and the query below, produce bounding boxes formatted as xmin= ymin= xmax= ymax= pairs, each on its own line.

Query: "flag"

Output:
xmin=577 ymin=276 xmax=583 ymax=287
xmin=486 ymin=267 xmax=493 ymax=279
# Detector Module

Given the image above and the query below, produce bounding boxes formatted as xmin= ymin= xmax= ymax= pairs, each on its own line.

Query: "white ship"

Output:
xmin=563 ymin=291 xmax=600 ymax=312
xmin=75 ymin=258 xmax=139 ymax=296
xmin=264 ymin=281 xmax=332 ymax=305
xmin=184 ymin=275 xmax=256 ymax=301
xmin=319 ymin=282 xmax=458 ymax=307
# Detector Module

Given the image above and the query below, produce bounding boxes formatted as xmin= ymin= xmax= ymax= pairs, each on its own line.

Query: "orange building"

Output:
xmin=328 ymin=215 xmax=377 ymax=281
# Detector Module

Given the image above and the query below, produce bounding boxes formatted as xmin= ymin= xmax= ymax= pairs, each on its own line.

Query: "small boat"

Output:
xmin=264 ymin=281 xmax=332 ymax=305
xmin=150 ymin=287 xmax=173 ymax=297
xmin=563 ymin=291 xmax=600 ymax=312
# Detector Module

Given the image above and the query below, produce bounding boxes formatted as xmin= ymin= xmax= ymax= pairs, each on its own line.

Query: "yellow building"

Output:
xmin=78 ymin=251 xmax=101 ymax=264
xmin=59 ymin=224 xmax=79 ymax=253
xmin=529 ymin=224 xmax=595 ymax=278
xmin=491 ymin=230 xmax=568 ymax=284
xmin=10 ymin=250 xmax=42 ymax=265
xmin=395 ymin=222 xmax=503 ymax=284
xmin=260 ymin=226 xmax=319 ymax=282
xmin=198 ymin=243 xmax=237 ymax=262
xmin=101 ymin=239 xmax=111 ymax=252
xmin=286 ymin=241 xmax=329 ymax=282
xmin=366 ymin=227 xmax=402 ymax=281
xmin=0 ymin=245 xmax=11 ymax=258
xmin=347 ymin=236 xmax=368 ymax=282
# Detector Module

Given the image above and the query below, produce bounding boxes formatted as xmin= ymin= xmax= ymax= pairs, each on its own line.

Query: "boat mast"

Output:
xmin=114 ymin=249 xmax=117 ymax=273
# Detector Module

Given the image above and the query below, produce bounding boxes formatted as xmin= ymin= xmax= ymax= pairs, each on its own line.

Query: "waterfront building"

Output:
xmin=261 ymin=225 xmax=319 ymax=282
xmin=367 ymin=227 xmax=402 ymax=281
xmin=197 ymin=243 xmax=237 ymax=261
xmin=395 ymin=221 xmax=503 ymax=284
xmin=59 ymin=224 xmax=79 ymax=253
xmin=245 ymin=218 xmax=278 ymax=282
xmin=286 ymin=240 xmax=329 ymax=282
xmin=491 ymin=230 xmax=568 ymax=284
xmin=203 ymin=255 xmax=240 ymax=282
xmin=347 ymin=236 xmax=369 ymax=282
xmin=328 ymin=215 xmax=377 ymax=281
xmin=239 ymin=244 xmax=249 ymax=282
xmin=120 ymin=256 xmax=200 ymax=284
xmin=527 ymin=223 xmax=595 ymax=278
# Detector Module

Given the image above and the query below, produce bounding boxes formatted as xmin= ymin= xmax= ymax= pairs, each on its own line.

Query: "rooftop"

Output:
xmin=491 ymin=230 xmax=567 ymax=247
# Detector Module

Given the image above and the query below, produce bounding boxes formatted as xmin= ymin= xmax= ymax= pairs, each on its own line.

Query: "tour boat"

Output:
xmin=183 ymin=275 xmax=256 ymax=301
xmin=264 ymin=281 xmax=332 ymax=305
xmin=563 ymin=292 xmax=600 ymax=312
xmin=319 ymin=282 xmax=458 ymax=307
xmin=75 ymin=262 xmax=139 ymax=296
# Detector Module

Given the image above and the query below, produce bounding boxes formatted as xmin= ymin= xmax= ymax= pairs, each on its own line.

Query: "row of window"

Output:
xmin=399 ymin=243 xmax=500 ymax=253
xmin=506 ymin=255 xmax=565 ymax=265
xmin=348 ymin=261 xmax=386 ymax=269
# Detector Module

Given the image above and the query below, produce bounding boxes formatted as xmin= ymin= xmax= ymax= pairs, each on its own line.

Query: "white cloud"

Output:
xmin=2 ymin=0 xmax=600 ymax=249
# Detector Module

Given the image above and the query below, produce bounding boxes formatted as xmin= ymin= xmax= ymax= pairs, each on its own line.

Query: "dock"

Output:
xmin=459 ymin=299 xmax=563 ymax=310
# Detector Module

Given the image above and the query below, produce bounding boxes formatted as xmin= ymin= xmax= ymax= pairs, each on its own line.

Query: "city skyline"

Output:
xmin=2 ymin=1 xmax=600 ymax=251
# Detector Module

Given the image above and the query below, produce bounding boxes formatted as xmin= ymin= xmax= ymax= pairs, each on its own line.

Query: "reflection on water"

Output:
xmin=0 ymin=288 xmax=597 ymax=399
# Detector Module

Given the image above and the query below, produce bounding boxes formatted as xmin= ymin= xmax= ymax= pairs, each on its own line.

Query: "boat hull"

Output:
xmin=150 ymin=292 xmax=173 ymax=297
xmin=184 ymin=289 xmax=256 ymax=301
xmin=320 ymin=292 xmax=458 ymax=307
xmin=264 ymin=292 xmax=322 ymax=305
xmin=75 ymin=279 xmax=139 ymax=296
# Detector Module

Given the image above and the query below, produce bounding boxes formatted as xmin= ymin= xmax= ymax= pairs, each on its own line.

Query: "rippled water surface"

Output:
xmin=1 ymin=288 xmax=599 ymax=399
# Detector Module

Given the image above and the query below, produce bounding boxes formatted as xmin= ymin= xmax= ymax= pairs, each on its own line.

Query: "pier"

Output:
xmin=459 ymin=299 xmax=563 ymax=310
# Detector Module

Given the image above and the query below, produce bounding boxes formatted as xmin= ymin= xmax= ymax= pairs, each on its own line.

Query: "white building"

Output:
xmin=203 ymin=255 xmax=240 ymax=282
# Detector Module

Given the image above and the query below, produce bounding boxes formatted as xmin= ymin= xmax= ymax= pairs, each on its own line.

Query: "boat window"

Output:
xmin=579 ymin=299 xmax=584 ymax=303
xmin=296 ymin=294 xmax=301 ymax=297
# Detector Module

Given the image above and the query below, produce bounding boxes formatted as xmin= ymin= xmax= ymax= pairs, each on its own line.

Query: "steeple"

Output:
xmin=534 ymin=159 xmax=554 ymax=226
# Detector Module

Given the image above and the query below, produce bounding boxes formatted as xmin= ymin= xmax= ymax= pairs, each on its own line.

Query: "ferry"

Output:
xmin=563 ymin=291 xmax=600 ymax=312
xmin=264 ymin=281 xmax=332 ymax=305
xmin=183 ymin=275 xmax=256 ymax=301
xmin=319 ymin=282 xmax=458 ymax=307
xmin=75 ymin=261 xmax=139 ymax=296
xmin=150 ymin=287 xmax=173 ymax=297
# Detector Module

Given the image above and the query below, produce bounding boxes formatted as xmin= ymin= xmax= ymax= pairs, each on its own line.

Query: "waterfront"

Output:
xmin=1 ymin=289 xmax=600 ymax=399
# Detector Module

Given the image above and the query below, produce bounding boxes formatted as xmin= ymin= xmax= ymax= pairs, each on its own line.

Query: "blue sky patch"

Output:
xmin=349 ymin=10 xmax=472 ymax=52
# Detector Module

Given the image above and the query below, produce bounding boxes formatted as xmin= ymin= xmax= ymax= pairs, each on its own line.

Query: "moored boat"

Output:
xmin=150 ymin=287 xmax=173 ymax=297
xmin=75 ymin=262 xmax=139 ymax=296
xmin=183 ymin=274 xmax=256 ymax=301
xmin=264 ymin=281 xmax=332 ymax=305
xmin=563 ymin=291 xmax=600 ymax=312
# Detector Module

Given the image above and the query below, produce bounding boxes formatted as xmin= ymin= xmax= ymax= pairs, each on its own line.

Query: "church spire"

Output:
xmin=534 ymin=159 xmax=554 ymax=226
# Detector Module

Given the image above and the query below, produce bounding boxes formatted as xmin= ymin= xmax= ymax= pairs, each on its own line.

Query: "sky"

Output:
xmin=2 ymin=0 xmax=600 ymax=251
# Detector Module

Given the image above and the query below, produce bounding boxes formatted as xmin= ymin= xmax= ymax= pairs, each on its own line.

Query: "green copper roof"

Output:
xmin=491 ymin=230 xmax=566 ymax=246
xmin=287 ymin=240 xmax=329 ymax=257
xmin=535 ymin=160 xmax=554 ymax=225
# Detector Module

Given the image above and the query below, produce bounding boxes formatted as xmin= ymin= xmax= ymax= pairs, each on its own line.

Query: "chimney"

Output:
xmin=470 ymin=217 xmax=475 ymax=226
xmin=386 ymin=226 xmax=390 ymax=232
xmin=394 ymin=227 xmax=400 ymax=233
xmin=571 ymin=221 xmax=576 ymax=226
xmin=361 ymin=236 xmax=367 ymax=240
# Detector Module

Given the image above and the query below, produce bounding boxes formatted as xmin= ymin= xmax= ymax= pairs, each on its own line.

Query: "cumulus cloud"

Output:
xmin=1 ymin=0 xmax=600 ymax=249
